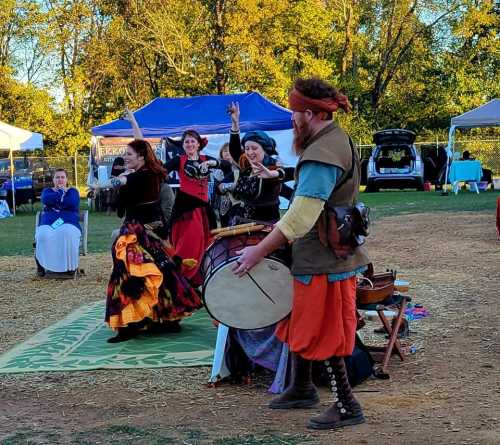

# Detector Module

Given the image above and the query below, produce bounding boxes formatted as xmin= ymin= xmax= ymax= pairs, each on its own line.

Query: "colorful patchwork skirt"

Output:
xmin=105 ymin=222 xmax=202 ymax=330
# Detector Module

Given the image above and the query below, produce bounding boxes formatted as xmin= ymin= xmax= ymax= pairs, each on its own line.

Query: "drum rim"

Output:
xmin=202 ymin=257 xmax=292 ymax=331
xmin=202 ymin=253 xmax=289 ymax=289
xmin=200 ymin=230 xmax=272 ymax=278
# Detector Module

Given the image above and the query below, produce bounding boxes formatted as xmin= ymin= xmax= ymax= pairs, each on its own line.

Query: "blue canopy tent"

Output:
xmin=89 ymin=92 xmax=296 ymax=208
xmin=91 ymin=92 xmax=293 ymax=138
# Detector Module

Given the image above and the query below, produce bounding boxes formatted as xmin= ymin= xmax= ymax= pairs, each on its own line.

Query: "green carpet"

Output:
xmin=0 ymin=302 xmax=216 ymax=374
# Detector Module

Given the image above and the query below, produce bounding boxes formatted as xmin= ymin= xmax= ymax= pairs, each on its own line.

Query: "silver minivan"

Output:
xmin=365 ymin=129 xmax=424 ymax=192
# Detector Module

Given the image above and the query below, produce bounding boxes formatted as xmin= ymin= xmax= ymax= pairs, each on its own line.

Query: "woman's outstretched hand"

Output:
xmin=251 ymin=162 xmax=279 ymax=179
xmin=122 ymin=108 xmax=134 ymax=122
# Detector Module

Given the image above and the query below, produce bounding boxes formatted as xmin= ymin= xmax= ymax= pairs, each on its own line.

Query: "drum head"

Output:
xmin=203 ymin=258 xmax=292 ymax=330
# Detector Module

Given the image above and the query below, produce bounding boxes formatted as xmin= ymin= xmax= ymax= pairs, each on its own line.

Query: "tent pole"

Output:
xmin=9 ymin=148 xmax=16 ymax=215
xmin=74 ymin=151 xmax=78 ymax=189
xmin=0 ymin=127 xmax=16 ymax=215
xmin=442 ymin=125 xmax=456 ymax=196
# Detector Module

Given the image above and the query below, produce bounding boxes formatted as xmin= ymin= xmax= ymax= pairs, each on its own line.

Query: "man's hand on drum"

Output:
xmin=233 ymin=245 xmax=265 ymax=277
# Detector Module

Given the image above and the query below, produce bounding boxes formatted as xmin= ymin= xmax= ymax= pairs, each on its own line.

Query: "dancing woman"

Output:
xmin=91 ymin=116 xmax=201 ymax=342
xmin=220 ymin=102 xmax=293 ymax=224
xmin=165 ymin=130 xmax=232 ymax=286
xmin=212 ymin=103 xmax=293 ymax=391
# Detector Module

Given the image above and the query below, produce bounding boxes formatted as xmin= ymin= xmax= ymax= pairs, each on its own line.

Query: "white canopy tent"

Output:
xmin=444 ymin=99 xmax=500 ymax=192
xmin=0 ymin=121 xmax=44 ymax=215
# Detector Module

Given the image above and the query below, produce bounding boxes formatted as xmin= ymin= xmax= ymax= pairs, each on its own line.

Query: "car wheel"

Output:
xmin=415 ymin=180 xmax=424 ymax=191
xmin=365 ymin=181 xmax=379 ymax=193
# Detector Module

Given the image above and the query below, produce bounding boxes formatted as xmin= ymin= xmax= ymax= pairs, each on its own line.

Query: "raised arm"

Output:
xmin=228 ymin=102 xmax=243 ymax=163
xmin=123 ymin=108 xmax=144 ymax=140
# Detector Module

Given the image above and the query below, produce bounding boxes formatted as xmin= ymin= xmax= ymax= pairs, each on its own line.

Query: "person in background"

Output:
xmin=460 ymin=150 xmax=493 ymax=185
xmin=460 ymin=150 xmax=475 ymax=161
xmin=213 ymin=143 xmax=240 ymax=227
xmin=35 ymin=169 xmax=81 ymax=277
xmin=110 ymin=156 xmax=126 ymax=177
xmin=105 ymin=156 xmax=126 ymax=214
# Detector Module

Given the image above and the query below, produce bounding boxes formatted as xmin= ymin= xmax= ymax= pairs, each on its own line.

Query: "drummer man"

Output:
xmin=234 ymin=77 xmax=370 ymax=430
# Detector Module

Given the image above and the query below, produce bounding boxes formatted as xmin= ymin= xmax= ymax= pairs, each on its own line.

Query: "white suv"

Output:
xmin=366 ymin=129 xmax=424 ymax=192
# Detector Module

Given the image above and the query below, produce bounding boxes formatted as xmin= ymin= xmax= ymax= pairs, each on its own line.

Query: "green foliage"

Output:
xmin=0 ymin=0 xmax=498 ymax=155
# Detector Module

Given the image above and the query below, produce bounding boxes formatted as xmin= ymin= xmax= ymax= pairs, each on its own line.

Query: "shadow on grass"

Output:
xmin=1 ymin=425 xmax=313 ymax=445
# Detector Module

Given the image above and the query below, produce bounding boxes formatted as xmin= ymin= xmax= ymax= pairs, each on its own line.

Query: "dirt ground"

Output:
xmin=0 ymin=212 xmax=499 ymax=445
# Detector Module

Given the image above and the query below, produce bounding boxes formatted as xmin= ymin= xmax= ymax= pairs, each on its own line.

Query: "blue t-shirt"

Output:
xmin=40 ymin=187 xmax=81 ymax=232
xmin=293 ymin=161 xmax=366 ymax=283
xmin=295 ymin=161 xmax=341 ymax=200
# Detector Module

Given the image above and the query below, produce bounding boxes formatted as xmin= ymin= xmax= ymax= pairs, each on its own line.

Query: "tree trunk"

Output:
xmin=340 ymin=0 xmax=354 ymax=79
xmin=211 ymin=0 xmax=226 ymax=94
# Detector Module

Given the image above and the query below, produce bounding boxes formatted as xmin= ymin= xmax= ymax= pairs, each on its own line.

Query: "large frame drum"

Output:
xmin=201 ymin=229 xmax=292 ymax=330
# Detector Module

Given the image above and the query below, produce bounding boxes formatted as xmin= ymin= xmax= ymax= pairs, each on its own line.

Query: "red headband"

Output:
xmin=288 ymin=88 xmax=351 ymax=114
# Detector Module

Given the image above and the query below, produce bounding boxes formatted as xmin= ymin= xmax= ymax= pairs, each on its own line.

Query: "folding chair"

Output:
xmin=34 ymin=210 xmax=89 ymax=279
xmin=35 ymin=210 xmax=88 ymax=255
xmin=357 ymin=280 xmax=411 ymax=379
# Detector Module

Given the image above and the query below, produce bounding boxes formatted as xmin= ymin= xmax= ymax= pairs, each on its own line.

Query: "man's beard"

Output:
xmin=292 ymin=120 xmax=314 ymax=155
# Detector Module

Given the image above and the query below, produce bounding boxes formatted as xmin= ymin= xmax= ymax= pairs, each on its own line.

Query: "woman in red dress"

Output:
xmin=165 ymin=130 xmax=232 ymax=286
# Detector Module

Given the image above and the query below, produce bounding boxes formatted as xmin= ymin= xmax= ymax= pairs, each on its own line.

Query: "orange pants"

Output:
xmin=276 ymin=275 xmax=357 ymax=360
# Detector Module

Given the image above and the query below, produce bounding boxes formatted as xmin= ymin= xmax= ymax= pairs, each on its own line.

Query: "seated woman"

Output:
xmin=35 ymin=169 xmax=81 ymax=277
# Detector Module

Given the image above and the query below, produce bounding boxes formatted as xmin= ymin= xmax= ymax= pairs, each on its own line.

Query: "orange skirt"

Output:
xmin=275 ymin=275 xmax=357 ymax=360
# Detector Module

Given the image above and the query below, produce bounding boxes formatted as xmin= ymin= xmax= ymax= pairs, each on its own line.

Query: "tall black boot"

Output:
xmin=308 ymin=356 xmax=365 ymax=430
xmin=269 ymin=353 xmax=320 ymax=409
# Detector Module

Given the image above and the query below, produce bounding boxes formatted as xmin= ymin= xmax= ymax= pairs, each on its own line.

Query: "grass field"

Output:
xmin=0 ymin=202 xmax=121 ymax=257
xmin=1 ymin=190 xmax=499 ymax=257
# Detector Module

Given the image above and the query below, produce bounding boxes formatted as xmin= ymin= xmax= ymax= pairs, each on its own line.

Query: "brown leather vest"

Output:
xmin=291 ymin=122 xmax=370 ymax=275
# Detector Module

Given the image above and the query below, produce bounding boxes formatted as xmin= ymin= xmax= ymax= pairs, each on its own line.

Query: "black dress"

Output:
xmin=105 ymin=167 xmax=201 ymax=330
xmin=225 ymin=131 xmax=289 ymax=223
